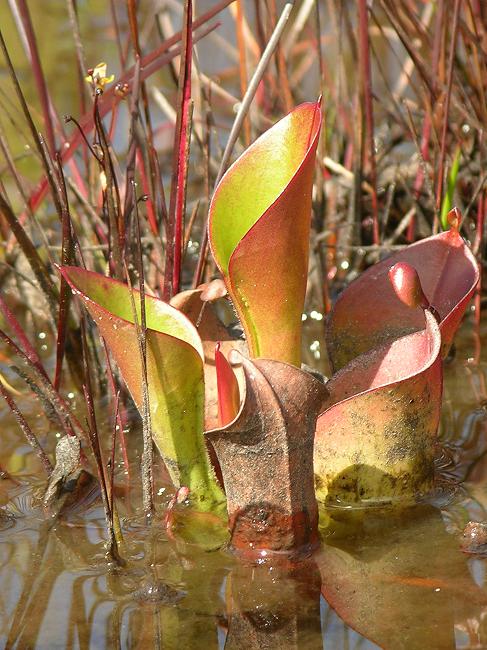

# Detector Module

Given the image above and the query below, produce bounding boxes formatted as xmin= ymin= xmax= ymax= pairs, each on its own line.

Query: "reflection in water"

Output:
xmin=0 ymin=499 xmax=324 ymax=649
xmin=224 ymin=558 xmax=322 ymax=649
xmin=319 ymin=505 xmax=486 ymax=650
xmin=2 ymin=495 xmax=487 ymax=648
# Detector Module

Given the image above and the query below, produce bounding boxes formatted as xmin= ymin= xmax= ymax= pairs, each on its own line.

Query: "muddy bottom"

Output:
xmin=1 ymin=314 xmax=487 ymax=649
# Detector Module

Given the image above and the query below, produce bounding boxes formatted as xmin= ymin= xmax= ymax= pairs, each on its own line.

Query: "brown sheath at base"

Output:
xmin=206 ymin=355 xmax=328 ymax=559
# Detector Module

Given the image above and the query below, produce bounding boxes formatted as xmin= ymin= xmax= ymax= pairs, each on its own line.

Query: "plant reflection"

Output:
xmin=319 ymin=504 xmax=487 ymax=650
xmin=2 ymin=491 xmax=487 ymax=648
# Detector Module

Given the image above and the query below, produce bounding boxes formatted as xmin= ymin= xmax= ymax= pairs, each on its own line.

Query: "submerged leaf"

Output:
xmin=207 ymin=355 xmax=328 ymax=557
xmin=315 ymin=310 xmax=442 ymax=505
xmin=209 ymin=102 xmax=322 ymax=366
xmin=61 ymin=267 xmax=224 ymax=510
xmin=327 ymin=223 xmax=479 ymax=371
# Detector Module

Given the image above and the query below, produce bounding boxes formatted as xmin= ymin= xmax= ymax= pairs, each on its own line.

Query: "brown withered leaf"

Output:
xmin=43 ymin=435 xmax=97 ymax=518
xmin=170 ymin=288 xmax=247 ymax=430
xmin=198 ymin=278 xmax=228 ymax=302
xmin=206 ymin=355 xmax=328 ymax=557
xmin=43 ymin=436 xmax=99 ymax=520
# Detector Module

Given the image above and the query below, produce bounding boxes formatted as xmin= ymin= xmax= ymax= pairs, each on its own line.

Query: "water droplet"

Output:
xmin=310 ymin=340 xmax=321 ymax=360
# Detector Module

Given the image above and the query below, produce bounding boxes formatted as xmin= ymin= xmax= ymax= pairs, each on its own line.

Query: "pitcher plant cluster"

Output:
xmin=59 ymin=101 xmax=479 ymax=557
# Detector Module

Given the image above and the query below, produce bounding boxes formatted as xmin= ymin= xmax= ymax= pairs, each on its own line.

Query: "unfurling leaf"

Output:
xmin=207 ymin=355 xmax=328 ymax=557
xmin=315 ymin=310 xmax=442 ymax=505
xmin=61 ymin=267 xmax=224 ymax=510
xmin=440 ymin=150 xmax=461 ymax=230
xmin=327 ymin=221 xmax=479 ymax=372
xmin=215 ymin=343 xmax=240 ymax=426
xmin=170 ymin=287 xmax=246 ymax=431
xmin=209 ymin=102 xmax=322 ymax=366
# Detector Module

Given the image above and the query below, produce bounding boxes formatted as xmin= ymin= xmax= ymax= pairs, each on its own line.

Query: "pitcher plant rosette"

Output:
xmin=62 ymin=101 xmax=480 ymax=555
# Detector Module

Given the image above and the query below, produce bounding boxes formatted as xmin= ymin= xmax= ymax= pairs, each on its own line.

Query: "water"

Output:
xmin=0 ymin=312 xmax=486 ymax=649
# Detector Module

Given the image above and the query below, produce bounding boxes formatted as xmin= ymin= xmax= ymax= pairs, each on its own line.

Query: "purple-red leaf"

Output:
xmin=389 ymin=262 xmax=429 ymax=309
xmin=327 ymin=224 xmax=479 ymax=371
xmin=315 ymin=310 xmax=442 ymax=505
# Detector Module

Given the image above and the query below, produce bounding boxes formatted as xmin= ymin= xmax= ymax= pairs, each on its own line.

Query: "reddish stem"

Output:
xmin=0 ymin=294 xmax=47 ymax=379
xmin=407 ymin=0 xmax=445 ymax=241
xmin=53 ymin=160 xmax=73 ymax=391
xmin=26 ymin=1 xmax=231 ymax=214
xmin=102 ymin=341 xmax=130 ymax=481
xmin=358 ymin=0 xmax=379 ymax=244
xmin=164 ymin=0 xmax=193 ymax=300
xmin=474 ymin=190 xmax=485 ymax=257
xmin=14 ymin=0 xmax=56 ymax=156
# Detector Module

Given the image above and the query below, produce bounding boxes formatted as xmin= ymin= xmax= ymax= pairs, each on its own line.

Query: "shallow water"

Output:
xmin=1 ymin=311 xmax=487 ymax=649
